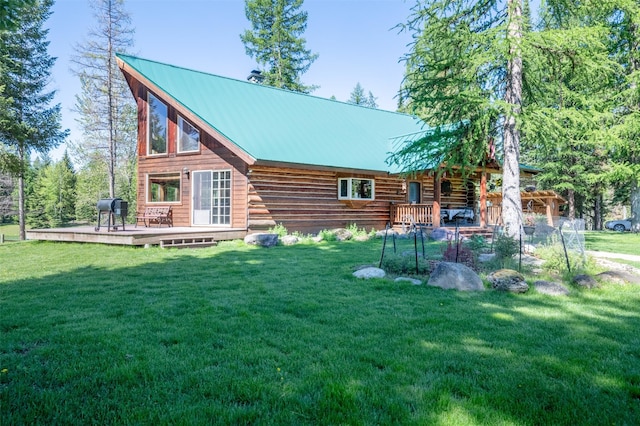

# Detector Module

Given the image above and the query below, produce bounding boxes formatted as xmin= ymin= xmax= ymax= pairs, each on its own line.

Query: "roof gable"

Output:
xmin=117 ymin=54 xmax=426 ymax=172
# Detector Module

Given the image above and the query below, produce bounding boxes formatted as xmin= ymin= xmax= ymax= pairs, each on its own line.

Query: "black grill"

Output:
xmin=95 ymin=198 xmax=128 ymax=232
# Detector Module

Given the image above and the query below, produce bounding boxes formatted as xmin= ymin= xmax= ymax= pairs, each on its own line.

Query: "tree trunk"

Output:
xmin=18 ymin=173 xmax=25 ymax=241
xmin=631 ymin=178 xmax=640 ymax=232
xmin=501 ymin=0 xmax=523 ymax=237
xmin=567 ymin=188 xmax=575 ymax=220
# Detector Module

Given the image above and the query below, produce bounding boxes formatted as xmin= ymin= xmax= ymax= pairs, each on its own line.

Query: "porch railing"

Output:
xmin=390 ymin=204 xmax=434 ymax=227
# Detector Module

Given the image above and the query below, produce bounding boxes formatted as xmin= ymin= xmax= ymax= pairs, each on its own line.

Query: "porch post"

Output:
xmin=480 ymin=171 xmax=487 ymax=227
xmin=433 ymin=174 xmax=441 ymax=226
xmin=545 ymin=197 xmax=553 ymax=226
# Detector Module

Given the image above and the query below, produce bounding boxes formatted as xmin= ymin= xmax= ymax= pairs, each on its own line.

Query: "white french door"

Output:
xmin=192 ymin=170 xmax=231 ymax=225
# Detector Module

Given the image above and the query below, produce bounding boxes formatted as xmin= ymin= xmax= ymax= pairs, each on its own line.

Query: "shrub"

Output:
xmin=493 ymin=233 xmax=520 ymax=268
xmin=442 ymin=239 xmax=476 ymax=270
xmin=381 ymin=253 xmax=430 ymax=275
xmin=268 ymin=223 xmax=289 ymax=238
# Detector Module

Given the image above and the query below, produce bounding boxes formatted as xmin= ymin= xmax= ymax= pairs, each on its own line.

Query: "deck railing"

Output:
xmin=390 ymin=204 xmax=434 ymax=227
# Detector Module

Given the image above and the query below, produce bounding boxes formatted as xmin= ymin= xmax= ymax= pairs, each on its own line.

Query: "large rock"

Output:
xmin=244 ymin=233 xmax=279 ymax=248
xmin=596 ymin=270 xmax=640 ymax=285
xmin=353 ymin=267 xmax=386 ymax=279
xmin=488 ymin=269 xmax=529 ymax=293
xmin=427 ymin=262 xmax=484 ymax=291
xmin=573 ymin=274 xmax=599 ymax=289
xmin=395 ymin=277 xmax=422 ymax=285
xmin=533 ymin=280 xmax=570 ymax=296
xmin=430 ymin=227 xmax=454 ymax=242
xmin=332 ymin=228 xmax=353 ymax=241
xmin=280 ymin=235 xmax=300 ymax=246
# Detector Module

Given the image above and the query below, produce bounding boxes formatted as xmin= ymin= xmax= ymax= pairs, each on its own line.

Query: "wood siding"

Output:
xmin=247 ymin=165 xmax=406 ymax=233
xmin=129 ymin=76 xmax=248 ymax=228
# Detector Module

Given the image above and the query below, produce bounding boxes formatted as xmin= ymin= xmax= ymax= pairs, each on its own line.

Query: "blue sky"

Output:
xmin=46 ymin=0 xmax=415 ymax=160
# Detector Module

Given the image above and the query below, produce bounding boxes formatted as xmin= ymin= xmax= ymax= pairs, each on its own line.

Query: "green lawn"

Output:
xmin=1 ymin=238 xmax=640 ymax=425
xmin=584 ymin=230 xmax=640 ymax=256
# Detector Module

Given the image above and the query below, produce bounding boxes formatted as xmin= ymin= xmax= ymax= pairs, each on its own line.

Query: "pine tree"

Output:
xmin=0 ymin=0 xmax=67 ymax=239
xmin=520 ymin=2 xmax=616 ymax=224
xmin=392 ymin=0 xmax=524 ymax=235
xmin=240 ymin=0 xmax=318 ymax=93
xmin=347 ymin=83 xmax=378 ymax=108
xmin=70 ymin=0 xmax=136 ymax=202
xmin=604 ymin=0 xmax=640 ymax=231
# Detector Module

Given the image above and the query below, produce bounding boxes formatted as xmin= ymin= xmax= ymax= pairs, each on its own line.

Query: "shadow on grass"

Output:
xmin=1 ymin=240 xmax=640 ymax=424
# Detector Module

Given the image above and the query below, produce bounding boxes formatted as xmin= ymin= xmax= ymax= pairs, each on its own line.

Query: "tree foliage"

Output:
xmin=70 ymin=0 xmax=137 ymax=203
xmin=347 ymin=83 xmax=378 ymax=108
xmin=392 ymin=0 xmax=525 ymax=235
xmin=240 ymin=0 xmax=318 ymax=92
xmin=0 ymin=0 xmax=67 ymax=239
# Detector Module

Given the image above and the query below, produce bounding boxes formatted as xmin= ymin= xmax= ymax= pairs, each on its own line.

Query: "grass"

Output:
xmin=584 ymin=230 xmax=640 ymax=256
xmin=2 ymin=237 xmax=640 ymax=425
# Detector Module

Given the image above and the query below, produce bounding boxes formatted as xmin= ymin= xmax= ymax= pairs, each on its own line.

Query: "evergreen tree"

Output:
xmin=347 ymin=82 xmax=378 ymax=108
xmin=520 ymin=2 xmax=616 ymax=225
xmin=240 ymin=0 xmax=318 ymax=92
xmin=604 ymin=0 xmax=640 ymax=231
xmin=70 ymin=0 xmax=136 ymax=202
xmin=0 ymin=0 xmax=67 ymax=239
xmin=391 ymin=0 xmax=525 ymax=235
xmin=34 ymin=151 xmax=76 ymax=227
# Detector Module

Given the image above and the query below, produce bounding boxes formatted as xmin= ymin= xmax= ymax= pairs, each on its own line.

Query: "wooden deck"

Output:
xmin=26 ymin=225 xmax=247 ymax=247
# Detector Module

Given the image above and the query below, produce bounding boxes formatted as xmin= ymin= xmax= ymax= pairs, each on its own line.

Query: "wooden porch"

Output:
xmin=26 ymin=225 xmax=247 ymax=247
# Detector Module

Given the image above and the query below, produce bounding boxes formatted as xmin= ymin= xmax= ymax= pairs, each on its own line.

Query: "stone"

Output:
xmin=478 ymin=253 xmax=496 ymax=263
xmin=353 ymin=267 xmax=386 ymax=279
xmin=244 ymin=233 xmax=279 ymax=248
xmin=488 ymin=269 xmax=529 ymax=293
xmin=533 ymin=280 xmax=570 ymax=296
xmin=573 ymin=274 xmax=599 ymax=289
xmin=395 ymin=277 xmax=422 ymax=285
xmin=354 ymin=234 xmax=370 ymax=242
xmin=332 ymin=228 xmax=353 ymax=241
xmin=427 ymin=262 xmax=484 ymax=291
xmin=430 ymin=227 xmax=453 ymax=242
xmin=376 ymin=229 xmax=398 ymax=238
xmin=280 ymin=235 xmax=300 ymax=246
xmin=596 ymin=271 xmax=640 ymax=285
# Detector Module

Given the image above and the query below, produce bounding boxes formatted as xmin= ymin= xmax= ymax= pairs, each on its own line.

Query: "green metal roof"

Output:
xmin=117 ymin=54 xmax=426 ymax=172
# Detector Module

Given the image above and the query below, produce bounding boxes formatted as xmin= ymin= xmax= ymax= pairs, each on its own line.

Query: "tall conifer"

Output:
xmin=241 ymin=0 xmax=318 ymax=93
xmin=0 ymin=0 xmax=67 ymax=239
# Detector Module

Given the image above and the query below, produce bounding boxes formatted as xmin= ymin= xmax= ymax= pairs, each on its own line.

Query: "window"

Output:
xmin=408 ymin=181 xmax=421 ymax=204
xmin=147 ymin=93 xmax=168 ymax=155
xmin=178 ymin=115 xmax=200 ymax=153
xmin=338 ymin=178 xmax=374 ymax=200
xmin=148 ymin=173 xmax=181 ymax=203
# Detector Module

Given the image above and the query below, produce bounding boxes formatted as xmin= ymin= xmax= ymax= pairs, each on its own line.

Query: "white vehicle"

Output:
xmin=604 ymin=218 xmax=632 ymax=232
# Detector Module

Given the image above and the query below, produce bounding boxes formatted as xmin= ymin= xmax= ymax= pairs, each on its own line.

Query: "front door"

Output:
xmin=192 ymin=170 xmax=231 ymax=225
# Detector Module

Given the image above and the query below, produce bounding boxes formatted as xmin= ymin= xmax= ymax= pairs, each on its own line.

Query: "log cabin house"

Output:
xmin=116 ymin=54 xmax=528 ymax=234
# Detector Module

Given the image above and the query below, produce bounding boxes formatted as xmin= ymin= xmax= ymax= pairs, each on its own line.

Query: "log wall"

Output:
xmin=247 ymin=165 xmax=406 ymax=233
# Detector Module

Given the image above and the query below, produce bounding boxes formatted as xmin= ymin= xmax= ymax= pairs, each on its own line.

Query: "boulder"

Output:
xmin=533 ymin=280 xmax=570 ymax=296
xmin=395 ymin=277 xmax=422 ymax=286
xmin=430 ymin=227 xmax=453 ymax=242
xmin=573 ymin=274 xmax=599 ymax=289
xmin=332 ymin=228 xmax=353 ymax=241
xmin=376 ymin=229 xmax=398 ymax=238
xmin=353 ymin=267 xmax=386 ymax=279
xmin=244 ymin=233 xmax=279 ymax=248
xmin=596 ymin=271 xmax=640 ymax=285
xmin=488 ymin=269 xmax=529 ymax=293
xmin=280 ymin=235 xmax=300 ymax=246
xmin=478 ymin=253 xmax=496 ymax=263
xmin=427 ymin=262 xmax=484 ymax=291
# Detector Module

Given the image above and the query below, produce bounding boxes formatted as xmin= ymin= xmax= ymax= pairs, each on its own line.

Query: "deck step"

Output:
xmin=160 ymin=237 xmax=217 ymax=249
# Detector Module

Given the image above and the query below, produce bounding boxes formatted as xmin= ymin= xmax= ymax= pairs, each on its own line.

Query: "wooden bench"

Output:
xmin=135 ymin=206 xmax=173 ymax=228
